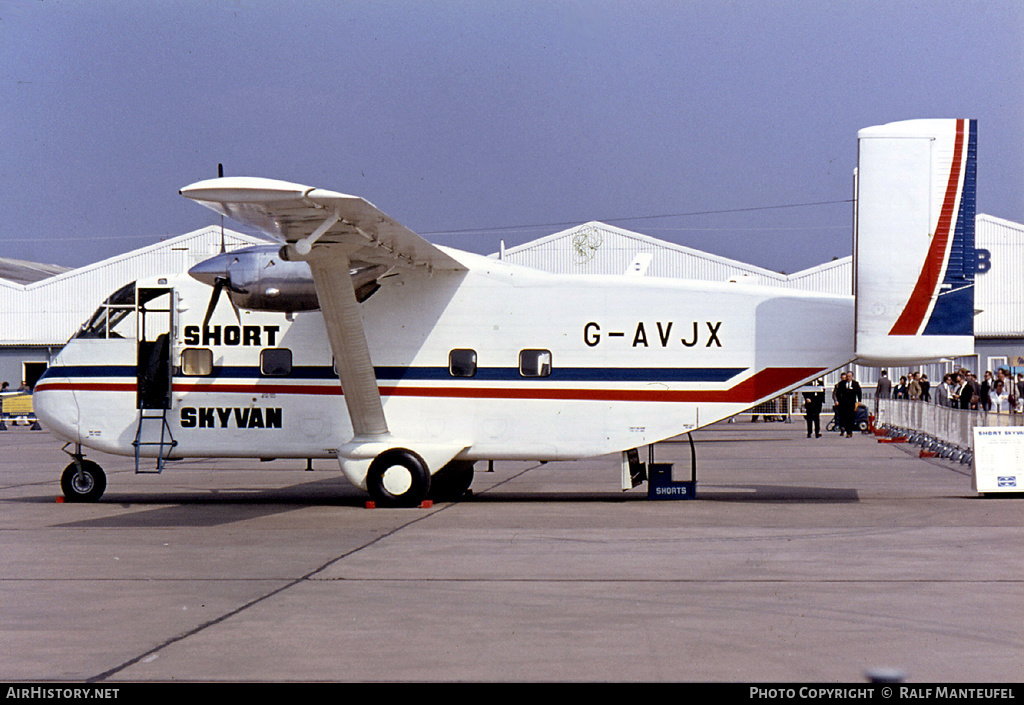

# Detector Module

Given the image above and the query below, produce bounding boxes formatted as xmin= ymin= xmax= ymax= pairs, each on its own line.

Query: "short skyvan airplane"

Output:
xmin=35 ymin=119 xmax=977 ymax=505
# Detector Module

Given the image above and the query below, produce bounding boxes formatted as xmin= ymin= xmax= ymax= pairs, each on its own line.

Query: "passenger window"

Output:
xmin=180 ymin=348 xmax=213 ymax=376
xmin=449 ymin=349 xmax=477 ymax=378
xmin=261 ymin=348 xmax=292 ymax=377
xmin=519 ymin=349 xmax=552 ymax=378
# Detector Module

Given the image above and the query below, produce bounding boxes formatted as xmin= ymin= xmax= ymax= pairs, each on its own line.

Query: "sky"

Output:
xmin=2 ymin=0 xmax=1022 ymax=274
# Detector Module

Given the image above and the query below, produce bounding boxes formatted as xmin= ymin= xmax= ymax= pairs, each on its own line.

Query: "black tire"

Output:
xmin=366 ymin=448 xmax=430 ymax=507
xmin=60 ymin=460 xmax=106 ymax=502
xmin=858 ymin=420 xmax=869 ymax=432
xmin=428 ymin=460 xmax=475 ymax=501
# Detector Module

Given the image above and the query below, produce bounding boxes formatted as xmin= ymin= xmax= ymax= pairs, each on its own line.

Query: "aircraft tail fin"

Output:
xmin=853 ymin=118 xmax=977 ymax=365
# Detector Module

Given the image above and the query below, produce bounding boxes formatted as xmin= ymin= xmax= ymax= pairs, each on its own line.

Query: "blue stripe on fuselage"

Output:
xmin=42 ymin=364 xmax=747 ymax=384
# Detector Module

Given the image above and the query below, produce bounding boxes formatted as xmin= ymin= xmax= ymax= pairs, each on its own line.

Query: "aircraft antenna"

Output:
xmin=217 ymin=163 xmax=226 ymax=253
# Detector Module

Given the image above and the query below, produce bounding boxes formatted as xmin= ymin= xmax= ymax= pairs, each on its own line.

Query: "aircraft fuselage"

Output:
xmin=35 ymin=248 xmax=853 ymax=467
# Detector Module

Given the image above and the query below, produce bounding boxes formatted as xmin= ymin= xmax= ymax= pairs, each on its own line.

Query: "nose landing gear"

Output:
xmin=60 ymin=451 xmax=106 ymax=503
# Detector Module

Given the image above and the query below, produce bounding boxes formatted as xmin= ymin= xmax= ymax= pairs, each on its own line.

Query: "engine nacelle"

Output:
xmin=188 ymin=245 xmax=385 ymax=313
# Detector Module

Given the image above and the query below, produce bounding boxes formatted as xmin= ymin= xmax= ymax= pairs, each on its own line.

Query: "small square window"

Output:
xmin=261 ymin=348 xmax=292 ymax=377
xmin=449 ymin=349 xmax=477 ymax=378
xmin=519 ymin=349 xmax=552 ymax=378
xmin=180 ymin=348 xmax=213 ymax=376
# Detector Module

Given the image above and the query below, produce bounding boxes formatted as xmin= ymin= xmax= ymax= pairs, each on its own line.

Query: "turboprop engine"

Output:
xmin=188 ymin=244 xmax=386 ymax=324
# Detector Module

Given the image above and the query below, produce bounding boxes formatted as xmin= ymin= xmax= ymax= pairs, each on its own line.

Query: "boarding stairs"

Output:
xmin=132 ymin=408 xmax=177 ymax=473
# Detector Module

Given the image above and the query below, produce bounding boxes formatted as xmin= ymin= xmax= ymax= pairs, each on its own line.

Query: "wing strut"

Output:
xmin=296 ymin=212 xmax=342 ymax=256
xmin=305 ymin=249 xmax=389 ymax=437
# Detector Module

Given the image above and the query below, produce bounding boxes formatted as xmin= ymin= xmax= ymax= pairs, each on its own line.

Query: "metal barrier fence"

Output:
xmin=875 ymin=398 xmax=1024 ymax=462
xmin=748 ymin=393 xmax=797 ymax=422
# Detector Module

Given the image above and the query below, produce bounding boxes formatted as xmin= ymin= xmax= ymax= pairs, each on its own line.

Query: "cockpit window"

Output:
xmin=76 ymin=282 xmax=137 ymax=339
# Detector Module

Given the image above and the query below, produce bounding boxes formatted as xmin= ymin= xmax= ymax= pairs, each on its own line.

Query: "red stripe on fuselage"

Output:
xmin=889 ymin=119 xmax=965 ymax=335
xmin=33 ymin=382 xmax=134 ymax=393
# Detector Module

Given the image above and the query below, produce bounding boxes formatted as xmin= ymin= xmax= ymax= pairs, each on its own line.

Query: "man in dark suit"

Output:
xmin=836 ymin=372 xmax=862 ymax=438
xmin=954 ymin=371 xmax=974 ymax=410
xmin=803 ymin=382 xmax=825 ymax=438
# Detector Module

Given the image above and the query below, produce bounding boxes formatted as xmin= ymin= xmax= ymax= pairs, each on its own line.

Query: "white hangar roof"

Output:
xmin=1 ymin=227 xmax=270 ymax=346
xmin=0 ymin=257 xmax=71 ymax=285
xmin=494 ymin=221 xmax=853 ymax=295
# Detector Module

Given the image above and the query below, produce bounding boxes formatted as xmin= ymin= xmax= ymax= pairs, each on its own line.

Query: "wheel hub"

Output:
xmin=72 ymin=472 xmax=94 ymax=494
xmin=381 ymin=465 xmax=413 ymax=496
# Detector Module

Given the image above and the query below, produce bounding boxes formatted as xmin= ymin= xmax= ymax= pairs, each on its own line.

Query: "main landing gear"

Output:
xmin=365 ymin=449 xmax=475 ymax=507
xmin=366 ymin=448 xmax=431 ymax=507
xmin=428 ymin=460 xmax=475 ymax=502
xmin=60 ymin=454 xmax=107 ymax=503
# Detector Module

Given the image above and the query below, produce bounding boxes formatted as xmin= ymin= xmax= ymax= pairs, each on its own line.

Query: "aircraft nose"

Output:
xmin=188 ymin=253 xmax=232 ymax=287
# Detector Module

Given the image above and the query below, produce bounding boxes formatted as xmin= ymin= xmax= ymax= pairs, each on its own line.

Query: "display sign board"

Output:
xmin=972 ymin=426 xmax=1024 ymax=494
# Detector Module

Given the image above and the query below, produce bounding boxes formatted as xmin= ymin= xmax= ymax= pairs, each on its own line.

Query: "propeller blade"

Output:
xmin=226 ymin=288 xmax=241 ymax=322
xmin=202 ymin=277 xmax=226 ymax=329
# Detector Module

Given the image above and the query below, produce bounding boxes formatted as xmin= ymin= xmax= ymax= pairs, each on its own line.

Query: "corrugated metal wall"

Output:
xmin=975 ymin=214 xmax=1024 ymax=338
xmin=0 ymin=227 xmax=269 ymax=345
xmin=786 ymin=259 xmax=852 ymax=294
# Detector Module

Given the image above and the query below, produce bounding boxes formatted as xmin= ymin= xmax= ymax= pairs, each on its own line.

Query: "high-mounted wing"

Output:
xmin=180 ymin=177 xmax=465 ymax=444
xmin=180 ymin=177 xmax=465 ymax=272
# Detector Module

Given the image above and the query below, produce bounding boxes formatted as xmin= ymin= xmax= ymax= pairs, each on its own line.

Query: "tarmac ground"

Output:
xmin=1 ymin=417 xmax=1022 ymax=683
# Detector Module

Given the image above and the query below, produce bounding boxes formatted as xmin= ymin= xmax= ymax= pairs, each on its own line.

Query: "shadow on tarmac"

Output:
xmin=35 ymin=480 xmax=861 ymax=529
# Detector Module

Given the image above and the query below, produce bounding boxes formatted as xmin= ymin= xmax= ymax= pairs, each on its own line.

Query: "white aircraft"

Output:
xmin=34 ymin=118 xmax=977 ymax=505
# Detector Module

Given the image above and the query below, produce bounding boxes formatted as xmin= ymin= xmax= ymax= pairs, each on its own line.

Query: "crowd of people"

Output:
xmin=875 ymin=367 xmax=1024 ymax=413
xmin=801 ymin=366 xmax=1024 ymax=440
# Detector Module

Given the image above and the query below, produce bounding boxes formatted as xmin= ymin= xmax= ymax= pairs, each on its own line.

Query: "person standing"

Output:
xmin=804 ymin=383 xmax=825 ymax=438
xmin=980 ymin=370 xmax=994 ymax=411
xmin=935 ymin=373 xmax=951 ymax=407
xmin=894 ymin=375 xmax=909 ymax=400
xmin=836 ymin=372 xmax=862 ymax=438
xmin=876 ymin=370 xmax=892 ymax=399
xmin=954 ymin=371 xmax=974 ymax=410
xmin=950 ymin=372 xmax=962 ymax=408
xmin=875 ymin=370 xmax=891 ymax=414
xmin=908 ymin=372 xmax=922 ymax=400
xmin=988 ymin=380 xmax=1010 ymax=413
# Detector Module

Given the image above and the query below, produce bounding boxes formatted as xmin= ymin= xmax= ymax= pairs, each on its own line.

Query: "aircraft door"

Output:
xmin=136 ymin=287 xmax=174 ymax=410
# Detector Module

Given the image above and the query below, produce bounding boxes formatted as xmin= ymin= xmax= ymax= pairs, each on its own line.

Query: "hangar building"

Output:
xmin=0 ymin=227 xmax=267 ymax=389
xmin=973 ymin=214 xmax=1024 ymax=373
